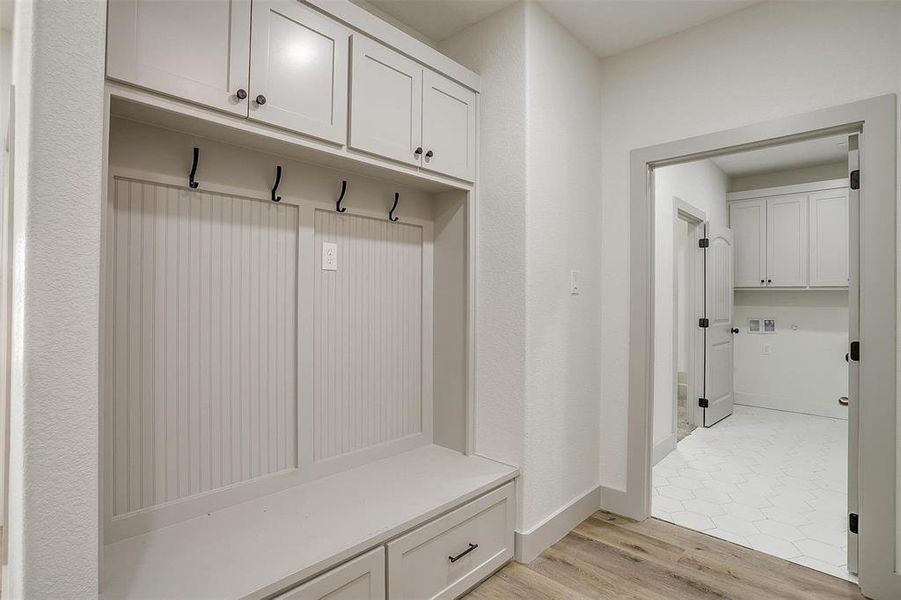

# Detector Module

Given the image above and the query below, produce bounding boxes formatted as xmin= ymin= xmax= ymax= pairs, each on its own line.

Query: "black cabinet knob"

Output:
xmin=767 ymin=279 xmax=772 ymax=284
xmin=255 ymin=94 xmax=267 ymax=106
xmin=414 ymin=147 xmax=423 ymax=156
xmin=235 ymin=88 xmax=247 ymax=100
xmin=425 ymin=150 xmax=434 ymax=159
xmin=760 ymin=279 xmax=765 ymax=284
xmin=731 ymin=328 xmax=740 ymax=334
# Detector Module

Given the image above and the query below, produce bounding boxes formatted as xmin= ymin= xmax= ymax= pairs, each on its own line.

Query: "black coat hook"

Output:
xmin=271 ymin=165 xmax=282 ymax=202
xmin=336 ymin=180 xmax=347 ymax=213
xmin=389 ymin=192 xmax=400 ymax=222
xmin=189 ymin=147 xmax=199 ymax=189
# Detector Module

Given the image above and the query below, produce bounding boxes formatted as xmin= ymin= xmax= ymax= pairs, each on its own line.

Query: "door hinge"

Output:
xmin=849 ymin=512 xmax=859 ymax=534
xmin=698 ymin=398 xmax=709 ymax=408
xmin=698 ymin=238 xmax=710 ymax=248
xmin=850 ymin=170 xmax=860 ymax=190
xmin=699 ymin=318 xmax=709 ymax=328
xmin=849 ymin=341 xmax=860 ymax=362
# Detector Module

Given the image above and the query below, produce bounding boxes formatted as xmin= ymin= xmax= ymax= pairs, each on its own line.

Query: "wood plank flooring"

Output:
xmin=466 ymin=511 xmax=866 ymax=600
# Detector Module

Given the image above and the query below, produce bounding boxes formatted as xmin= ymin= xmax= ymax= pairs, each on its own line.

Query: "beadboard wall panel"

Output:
xmin=313 ymin=210 xmax=424 ymax=462
xmin=107 ymin=178 xmax=299 ymax=518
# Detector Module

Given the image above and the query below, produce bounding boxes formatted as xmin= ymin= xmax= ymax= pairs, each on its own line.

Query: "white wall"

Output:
xmin=521 ymin=0 xmax=602 ymax=536
xmin=8 ymin=0 xmax=106 ymax=596
xmin=599 ymin=0 xmax=901 ymax=492
xmin=652 ymin=160 xmax=728 ymax=452
xmin=729 ymin=161 xmax=848 ymax=192
xmin=441 ymin=1 xmax=604 ymax=543
xmin=734 ymin=290 xmax=849 ymax=419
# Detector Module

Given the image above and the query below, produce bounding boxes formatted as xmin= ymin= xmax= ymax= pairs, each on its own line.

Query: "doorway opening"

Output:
xmin=650 ymin=133 xmax=855 ymax=582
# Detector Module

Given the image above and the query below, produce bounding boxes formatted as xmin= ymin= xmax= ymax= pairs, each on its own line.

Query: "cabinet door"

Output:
xmin=107 ymin=0 xmax=251 ymax=115
xmin=349 ymin=35 xmax=423 ymax=167
xmin=421 ymin=71 xmax=477 ymax=182
xmin=809 ymin=188 xmax=849 ymax=287
xmin=729 ymin=199 xmax=767 ymax=287
xmin=250 ymin=1 xmax=349 ymax=144
xmin=766 ymin=194 xmax=808 ymax=287
xmin=273 ymin=547 xmax=385 ymax=600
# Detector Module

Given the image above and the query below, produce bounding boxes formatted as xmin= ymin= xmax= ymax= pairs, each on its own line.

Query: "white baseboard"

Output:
xmin=652 ymin=433 xmax=676 ymax=465
xmin=514 ymin=485 xmax=600 ymax=563
xmin=599 ymin=485 xmax=642 ymax=520
xmin=734 ymin=391 xmax=847 ymax=420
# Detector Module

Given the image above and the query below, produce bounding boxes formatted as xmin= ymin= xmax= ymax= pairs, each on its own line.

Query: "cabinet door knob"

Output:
xmin=255 ymin=94 xmax=267 ymax=106
xmin=760 ymin=279 xmax=765 ymax=284
xmin=414 ymin=147 xmax=423 ymax=156
xmin=425 ymin=150 xmax=434 ymax=159
xmin=731 ymin=328 xmax=740 ymax=334
xmin=767 ymin=279 xmax=772 ymax=284
xmin=235 ymin=88 xmax=247 ymax=100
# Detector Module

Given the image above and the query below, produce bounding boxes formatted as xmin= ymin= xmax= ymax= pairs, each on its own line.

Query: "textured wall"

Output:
xmin=439 ymin=3 xmax=528 ymax=500
xmin=442 ymin=2 xmax=603 ymax=534
xmin=599 ymin=1 xmax=901 ymax=491
xmin=521 ymin=2 xmax=603 ymax=532
xmin=8 ymin=0 xmax=106 ymax=596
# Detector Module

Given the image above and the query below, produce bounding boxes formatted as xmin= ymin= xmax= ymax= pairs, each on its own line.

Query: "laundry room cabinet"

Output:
xmin=728 ymin=180 xmax=848 ymax=289
xmin=349 ymin=36 xmax=477 ymax=182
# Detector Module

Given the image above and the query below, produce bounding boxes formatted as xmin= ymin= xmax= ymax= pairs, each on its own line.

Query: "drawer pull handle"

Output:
xmin=449 ymin=543 xmax=478 ymax=563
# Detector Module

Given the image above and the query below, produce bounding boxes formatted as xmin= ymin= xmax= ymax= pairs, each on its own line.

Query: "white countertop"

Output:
xmin=103 ymin=445 xmax=518 ymax=599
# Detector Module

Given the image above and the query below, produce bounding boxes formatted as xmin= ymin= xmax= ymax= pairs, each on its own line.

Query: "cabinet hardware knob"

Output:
xmin=235 ymin=88 xmax=247 ymax=100
xmin=425 ymin=150 xmax=434 ymax=159
xmin=255 ymin=94 xmax=267 ymax=106
xmin=731 ymin=328 xmax=739 ymax=334
xmin=767 ymin=279 xmax=772 ymax=284
xmin=414 ymin=147 xmax=423 ymax=156
xmin=760 ymin=279 xmax=765 ymax=284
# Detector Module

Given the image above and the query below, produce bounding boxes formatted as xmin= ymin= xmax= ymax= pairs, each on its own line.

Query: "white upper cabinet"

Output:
xmin=107 ymin=0 xmax=251 ymax=116
xmin=349 ymin=35 xmax=423 ymax=167
xmin=766 ymin=194 xmax=808 ymax=287
xmin=250 ymin=1 xmax=349 ymax=144
xmin=809 ymin=188 xmax=850 ymax=287
xmin=421 ymin=71 xmax=477 ymax=182
xmin=729 ymin=181 xmax=848 ymax=289
xmin=730 ymin=199 xmax=767 ymax=288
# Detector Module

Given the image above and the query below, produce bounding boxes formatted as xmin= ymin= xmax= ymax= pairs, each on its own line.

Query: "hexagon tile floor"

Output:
xmin=652 ymin=405 xmax=853 ymax=581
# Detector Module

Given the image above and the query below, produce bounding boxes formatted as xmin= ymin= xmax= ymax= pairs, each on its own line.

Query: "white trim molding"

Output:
xmin=726 ymin=177 xmax=848 ymax=202
xmin=514 ymin=486 xmax=601 ymax=563
xmin=629 ymin=94 xmax=897 ymax=598
xmin=652 ymin=433 xmax=677 ymax=466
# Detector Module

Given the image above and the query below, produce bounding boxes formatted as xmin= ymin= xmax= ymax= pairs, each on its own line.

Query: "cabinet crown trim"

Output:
xmin=726 ymin=178 xmax=849 ymax=202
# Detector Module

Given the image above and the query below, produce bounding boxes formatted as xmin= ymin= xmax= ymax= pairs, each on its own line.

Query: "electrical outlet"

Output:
xmin=322 ymin=242 xmax=338 ymax=271
xmin=570 ymin=270 xmax=580 ymax=295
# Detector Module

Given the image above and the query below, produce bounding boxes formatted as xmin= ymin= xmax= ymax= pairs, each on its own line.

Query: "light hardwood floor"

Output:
xmin=466 ymin=511 xmax=866 ymax=599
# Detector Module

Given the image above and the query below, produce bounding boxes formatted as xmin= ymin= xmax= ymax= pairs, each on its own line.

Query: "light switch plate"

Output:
xmin=570 ymin=270 xmax=580 ymax=295
xmin=322 ymin=242 xmax=338 ymax=271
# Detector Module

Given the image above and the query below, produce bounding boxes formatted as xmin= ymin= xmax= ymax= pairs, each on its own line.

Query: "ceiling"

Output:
xmin=711 ymin=135 xmax=849 ymax=178
xmin=366 ymin=0 xmax=757 ymax=58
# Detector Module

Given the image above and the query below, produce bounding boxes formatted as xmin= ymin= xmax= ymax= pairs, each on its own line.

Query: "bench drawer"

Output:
xmin=387 ymin=483 xmax=514 ymax=599
xmin=274 ymin=547 xmax=385 ymax=600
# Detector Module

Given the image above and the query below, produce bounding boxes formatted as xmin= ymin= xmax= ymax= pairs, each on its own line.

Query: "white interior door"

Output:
xmin=249 ymin=1 xmax=349 ymax=144
xmin=703 ymin=225 xmax=734 ymax=427
xmin=766 ymin=194 xmax=808 ymax=287
xmin=106 ymin=0 xmax=251 ymax=116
